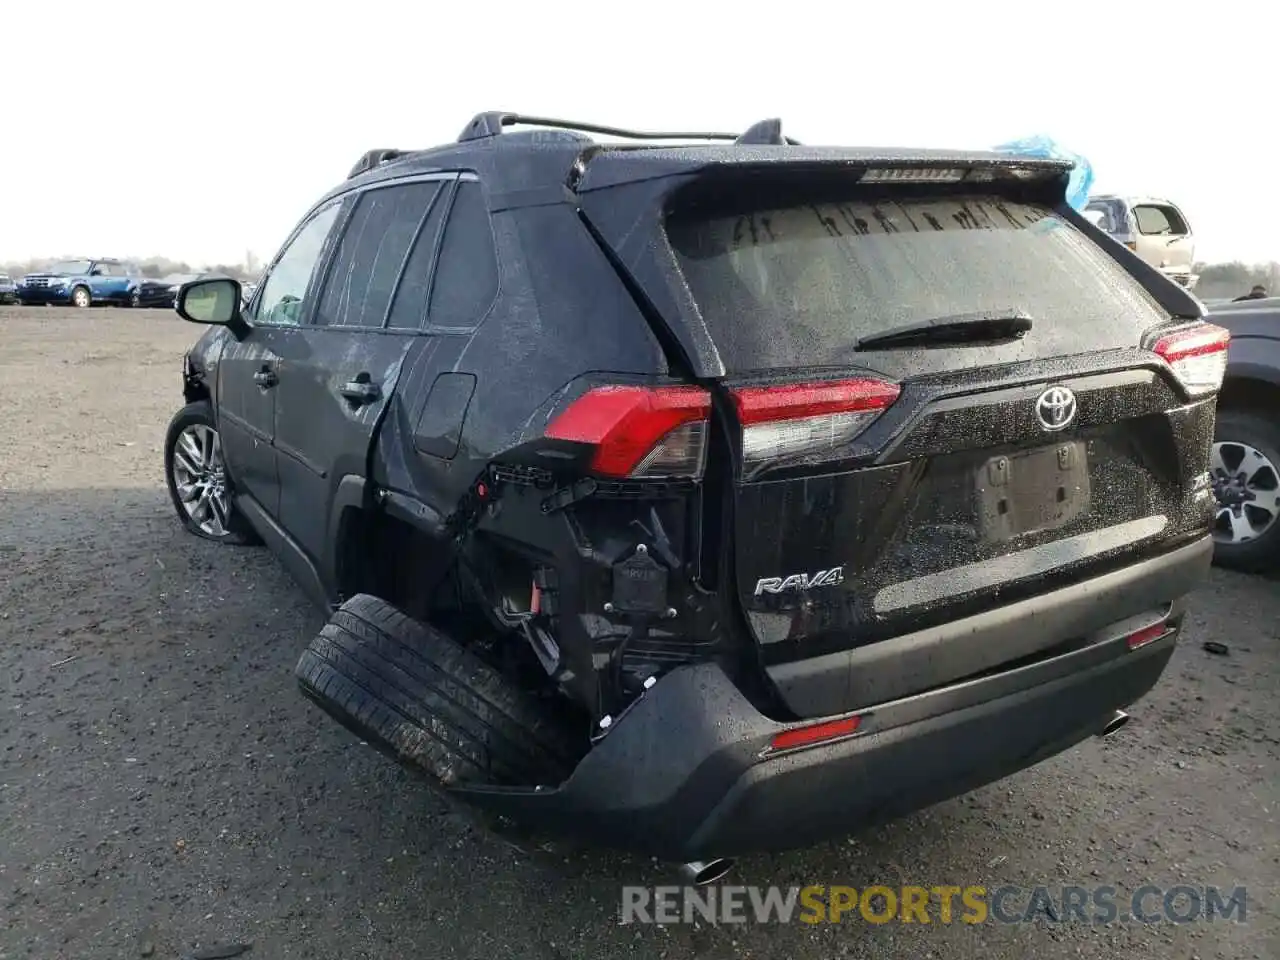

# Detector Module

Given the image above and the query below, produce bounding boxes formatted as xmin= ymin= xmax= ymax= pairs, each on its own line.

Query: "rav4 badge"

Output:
xmin=754 ymin=567 xmax=845 ymax=596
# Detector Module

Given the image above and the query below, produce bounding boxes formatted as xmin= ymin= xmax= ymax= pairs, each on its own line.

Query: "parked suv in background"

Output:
xmin=17 ymin=258 xmax=145 ymax=307
xmin=1206 ymin=296 xmax=1280 ymax=571
xmin=164 ymin=113 xmax=1223 ymax=876
xmin=1084 ymin=195 xmax=1197 ymax=289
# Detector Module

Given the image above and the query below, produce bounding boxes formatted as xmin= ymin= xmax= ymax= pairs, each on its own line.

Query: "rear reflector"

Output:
xmin=1125 ymin=624 xmax=1170 ymax=651
xmin=1152 ymin=323 xmax=1230 ymax=397
xmin=769 ymin=715 xmax=862 ymax=753
xmin=545 ymin=385 xmax=711 ymax=478
xmin=732 ymin=379 xmax=900 ymax=477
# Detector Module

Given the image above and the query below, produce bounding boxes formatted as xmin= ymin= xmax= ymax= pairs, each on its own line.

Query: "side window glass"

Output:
xmin=1157 ymin=205 xmax=1189 ymax=235
xmin=254 ymin=203 xmax=342 ymax=326
xmin=314 ymin=181 xmax=441 ymax=328
xmin=385 ymin=183 xmax=451 ymax=330
xmin=426 ymin=181 xmax=499 ymax=330
xmin=1133 ymin=205 xmax=1173 ymax=236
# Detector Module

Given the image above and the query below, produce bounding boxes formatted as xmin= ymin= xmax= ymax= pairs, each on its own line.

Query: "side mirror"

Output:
xmin=176 ymin=277 xmax=246 ymax=331
xmin=89 ymin=268 xmax=103 ymax=276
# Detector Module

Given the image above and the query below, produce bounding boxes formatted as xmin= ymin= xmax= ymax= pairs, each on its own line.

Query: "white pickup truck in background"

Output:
xmin=1084 ymin=195 xmax=1198 ymax=290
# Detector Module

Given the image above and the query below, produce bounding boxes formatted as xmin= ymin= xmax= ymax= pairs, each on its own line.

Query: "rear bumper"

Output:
xmin=453 ymin=536 xmax=1209 ymax=860
xmin=768 ymin=532 xmax=1212 ymax=716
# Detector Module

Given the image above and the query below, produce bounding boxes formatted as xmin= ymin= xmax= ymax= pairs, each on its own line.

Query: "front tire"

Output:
xmin=1211 ymin=409 xmax=1280 ymax=573
xmin=164 ymin=401 xmax=259 ymax=544
xmin=70 ymin=285 xmax=91 ymax=308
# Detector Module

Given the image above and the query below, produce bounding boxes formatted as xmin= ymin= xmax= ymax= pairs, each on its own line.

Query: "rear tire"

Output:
xmin=1211 ymin=409 xmax=1280 ymax=573
xmin=296 ymin=594 xmax=583 ymax=788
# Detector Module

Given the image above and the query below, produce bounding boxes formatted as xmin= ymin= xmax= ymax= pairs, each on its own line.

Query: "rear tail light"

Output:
xmin=544 ymin=378 xmax=900 ymax=480
xmin=1152 ymin=323 xmax=1230 ymax=397
xmin=733 ymin=379 xmax=900 ymax=477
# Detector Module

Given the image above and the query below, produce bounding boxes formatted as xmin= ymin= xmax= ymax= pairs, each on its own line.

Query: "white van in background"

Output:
xmin=1084 ymin=195 xmax=1197 ymax=290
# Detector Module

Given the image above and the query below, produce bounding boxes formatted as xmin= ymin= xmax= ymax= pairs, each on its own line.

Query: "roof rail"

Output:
xmin=347 ymin=148 xmax=405 ymax=180
xmin=456 ymin=112 xmax=799 ymax=145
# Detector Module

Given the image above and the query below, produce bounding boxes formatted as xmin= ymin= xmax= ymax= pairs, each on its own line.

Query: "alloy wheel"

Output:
xmin=171 ymin=424 xmax=233 ymax=537
xmin=1210 ymin=440 xmax=1280 ymax=544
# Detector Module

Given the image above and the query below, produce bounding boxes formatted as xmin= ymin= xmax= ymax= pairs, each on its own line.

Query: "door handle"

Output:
xmin=339 ymin=378 xmax=381 ymax=404
xmin=253 ymin=368 xmax=278 ymax=388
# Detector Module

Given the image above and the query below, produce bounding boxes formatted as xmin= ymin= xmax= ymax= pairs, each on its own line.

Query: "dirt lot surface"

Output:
xmin=1 ymin=306 xmax=1277 ymax=959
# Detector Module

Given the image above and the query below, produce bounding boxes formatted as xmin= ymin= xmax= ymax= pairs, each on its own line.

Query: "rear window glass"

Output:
xmin=666 ymin=194 xmax=1166 ymax=373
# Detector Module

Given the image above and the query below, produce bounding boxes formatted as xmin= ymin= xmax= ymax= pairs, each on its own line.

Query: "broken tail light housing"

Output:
xmin=544 ymin=385 xmax=712 ymax=478
xmin=545 ymin=378 xmax=901 ymax=480
xmin=1152 ymin=323 xmax=1230 ymax=397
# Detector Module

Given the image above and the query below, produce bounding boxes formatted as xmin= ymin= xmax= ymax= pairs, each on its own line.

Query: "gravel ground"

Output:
xmin=1 ymin=306 xmax=1277 ymax=960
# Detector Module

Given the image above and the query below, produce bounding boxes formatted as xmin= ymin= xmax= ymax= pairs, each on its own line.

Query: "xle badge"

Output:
xmin=754 ymin=567 xmax=845 ymax=596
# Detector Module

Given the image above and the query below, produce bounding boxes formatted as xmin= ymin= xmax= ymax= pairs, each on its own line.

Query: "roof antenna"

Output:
xmin=735 ymin=119 xmax=787 ymax=145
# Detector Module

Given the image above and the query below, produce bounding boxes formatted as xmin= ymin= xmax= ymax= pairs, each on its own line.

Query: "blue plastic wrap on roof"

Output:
xmin=992 ymin=135 xmax=1094 ymax=212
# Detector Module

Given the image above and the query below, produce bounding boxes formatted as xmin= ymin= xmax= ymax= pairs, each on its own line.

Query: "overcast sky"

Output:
xmin=2 ymin=2 xmax=1273 ymax=267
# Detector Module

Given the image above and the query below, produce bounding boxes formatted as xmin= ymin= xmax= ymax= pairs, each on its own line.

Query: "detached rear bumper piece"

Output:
xmin=453 ymin=538 xmax=1210 ymax=861
xmin=134 ymin=291 xmax=176 ymax=307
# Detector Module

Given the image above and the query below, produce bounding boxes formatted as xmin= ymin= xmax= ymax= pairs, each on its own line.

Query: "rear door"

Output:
xmin=1132 ymin=202 xmax=1194 ymax=279
xmin=269 ymin=175 xmax=454 ymax=574
xmin=585 ymin=166 xmax=1207 ymax=714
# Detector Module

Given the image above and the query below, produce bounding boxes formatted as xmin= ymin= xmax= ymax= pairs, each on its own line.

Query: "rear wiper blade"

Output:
xmin=855 ymin=310 xmax=1033 ymax=350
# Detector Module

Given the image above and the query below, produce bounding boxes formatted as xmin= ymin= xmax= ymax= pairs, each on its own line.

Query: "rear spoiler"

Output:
xmin=573 ymin=147 xmax=1072 ymax=194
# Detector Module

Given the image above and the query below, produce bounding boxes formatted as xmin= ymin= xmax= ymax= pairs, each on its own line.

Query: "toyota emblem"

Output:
xmin=1035 ymin=386 xmax=1077 ymax=432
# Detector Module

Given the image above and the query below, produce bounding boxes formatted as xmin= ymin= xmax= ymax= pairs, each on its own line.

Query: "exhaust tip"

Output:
xmin=679 ymin=858 xmax=735 ymax=885
xmin=1098 ymin=710 xmax=1130 ymax=739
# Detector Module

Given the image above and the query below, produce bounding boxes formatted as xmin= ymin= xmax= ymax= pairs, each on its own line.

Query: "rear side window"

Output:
xmin=315 ymin=181 xmax=441 ymax=328
xmin=1084 ymin=201 xmax=1121 ymax=233
xmin=666 ymin=193 xmax=1167 ymax=373
xmin=384 ymin=183 xmax=451 ymax=330
xmin=1133 ymin=204 xmax=1189 ymax=236
xmin=426 ymin=181 xmax=499 ymax=330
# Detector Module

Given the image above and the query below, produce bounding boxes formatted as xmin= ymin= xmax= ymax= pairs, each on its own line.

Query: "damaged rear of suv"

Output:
xmin=165 ymin=113 xmax=1222 ymax=872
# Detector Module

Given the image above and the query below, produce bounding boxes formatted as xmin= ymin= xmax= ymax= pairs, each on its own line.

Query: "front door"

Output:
xmin=1132 ymin=202 xmax=1194 ymax=279
xmin=87 ymin=262 xmax=126 ymax=301
xmin=216 ymin=200 xmax=344 ymax=519
xmin=270 ymin=176 xmax=453 ymax=574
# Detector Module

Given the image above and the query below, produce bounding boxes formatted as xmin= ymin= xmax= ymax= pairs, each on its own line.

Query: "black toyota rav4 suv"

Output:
xmin=166 ymin=113 xmax=1224 ymax=877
